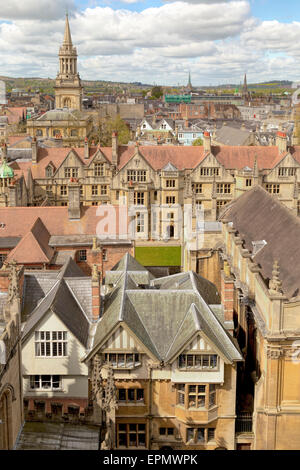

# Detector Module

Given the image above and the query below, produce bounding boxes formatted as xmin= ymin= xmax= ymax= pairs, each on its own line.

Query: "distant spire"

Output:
xmin=63 ymin=12 xmax=72 ymax=45
xmin=188 ymin=71 xmax=192 ymax=88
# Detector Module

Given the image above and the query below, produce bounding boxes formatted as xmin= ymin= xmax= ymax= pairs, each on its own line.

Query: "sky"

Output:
xmin=0 ymin=0 xmax=300 ymax=86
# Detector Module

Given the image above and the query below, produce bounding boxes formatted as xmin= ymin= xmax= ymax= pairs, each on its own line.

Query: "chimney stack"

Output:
xmin=68 ymin=180 xmax=81 ymax=219
xmin=1 ymin=142 xmax=7 ymax=160
xmin=112 ymin=131 xmax=119 ymax=166
xmin=84 ymin=137 xmax=89 ymax=159
xmin=91 ymin=264 xmax=101 ymax=321
xmin=220 ymin=261 xmax=234 ymax=334
xmin=32 ymin=137 xmax=37 ymax=164
xmin=276 ymin=131 xmax=287 ymax=154
xmin=203 ymin=131 xmax=211 ymax=154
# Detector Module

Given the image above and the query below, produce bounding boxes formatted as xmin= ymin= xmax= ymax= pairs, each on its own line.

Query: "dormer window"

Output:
xmin=104 ymin=353 xmax=141 ymax=369
xmin=46 ymin=165 xmax=53 ymax=178
xmin=178 ymin=353 xmax=218 ymax=370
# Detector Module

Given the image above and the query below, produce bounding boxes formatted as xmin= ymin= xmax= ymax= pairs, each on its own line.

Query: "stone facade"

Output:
xmin=0 ymin=262 xmax=24 ymax=449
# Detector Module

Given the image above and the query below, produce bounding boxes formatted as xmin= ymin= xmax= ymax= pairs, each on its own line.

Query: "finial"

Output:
xmin=223 ymin=260 xmax=231 ymax=278
xmin=269 ymin=260 xmax=283 ymax=295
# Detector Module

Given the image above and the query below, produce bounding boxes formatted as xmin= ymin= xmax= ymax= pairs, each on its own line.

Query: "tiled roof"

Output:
xmin=6 ymin=218 xmax=54 ymax=264
xmin=0 ymin=205 xmax=128 ymax=241
xmin=14 ymin=143 xmax=300 ymax=178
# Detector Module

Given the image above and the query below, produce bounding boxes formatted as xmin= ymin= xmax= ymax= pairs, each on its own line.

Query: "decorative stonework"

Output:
xmin=269 ymin=260 xmax=283 ymax=295
xmin=267 ymin=347 xmax=283 ymax=359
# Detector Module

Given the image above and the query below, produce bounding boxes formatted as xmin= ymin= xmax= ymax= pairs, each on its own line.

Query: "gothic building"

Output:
xmin=54 ymin=14 xmax=83 ymax=111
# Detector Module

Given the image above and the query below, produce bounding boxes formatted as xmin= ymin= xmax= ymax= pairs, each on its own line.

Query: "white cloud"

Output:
xmin=0 ymin=0 xmax=76 ymax=21
xmin=0 ymin=1 xmax=299 ymax=85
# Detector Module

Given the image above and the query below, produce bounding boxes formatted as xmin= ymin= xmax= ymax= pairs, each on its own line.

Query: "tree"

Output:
xmin=151 ymin=86 xmax=163 ymax=99
xmin=192 ymin=137 xmax=203 ymax=146
xmin=92 ymin=115 xmax=131 ymax=146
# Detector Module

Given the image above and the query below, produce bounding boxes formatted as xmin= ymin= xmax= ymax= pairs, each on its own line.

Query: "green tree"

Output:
xmin=93 ymin=115 xmax=131 ymax=146
xmin=192 ymin=137 xmax=203 ymax=146
xmin=151 ymin=86 xmax=163 ymax=99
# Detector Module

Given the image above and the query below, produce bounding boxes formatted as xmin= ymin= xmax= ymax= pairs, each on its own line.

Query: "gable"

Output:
xmin=54 ymin=149 xmax=84 ymax=177
xmin=266 ymin=151 xmax=300 ymax=179
xmin=101 ymin=324 xmax=144 ymax=352
xmin=118 ymin=148 xmax=155 ymax=174
xmin=87 ymin=148 xmax=111 ymax=168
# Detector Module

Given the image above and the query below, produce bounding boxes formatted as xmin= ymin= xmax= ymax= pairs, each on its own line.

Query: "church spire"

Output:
xmin=63 ymin=13 xmax=73 ymax=45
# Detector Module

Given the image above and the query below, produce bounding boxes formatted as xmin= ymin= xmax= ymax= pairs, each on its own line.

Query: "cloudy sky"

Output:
xmin=0 ymin=0 xmax=299 ymax=85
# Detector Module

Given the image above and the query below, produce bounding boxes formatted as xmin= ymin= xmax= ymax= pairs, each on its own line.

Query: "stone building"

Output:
xmin=219 ymin=186 xmax=300 ymax=449
xmin=84 ymin=253 xmax=243 ymax=450
xmin=26 ymin=110 xmax=93 ymax=147
xmin=0 ymin=262 xmax=24 ymax=449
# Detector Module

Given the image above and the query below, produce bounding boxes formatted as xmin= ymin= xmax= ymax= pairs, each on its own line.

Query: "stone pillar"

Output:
xmin=68 ymin=180 xmax=81 ymax=220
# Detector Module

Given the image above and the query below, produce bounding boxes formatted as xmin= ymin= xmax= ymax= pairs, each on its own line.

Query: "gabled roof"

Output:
xmin=86 ymin=254 xmax=242 ymax=363
xmin=219 ymin=185 xmax=300 ymax=299
xmin=214 ymin=125 xmax=251 ymax=146
xmin=7 ymin=218 xmax=54 ymax=264
xmin=22 ymin=258 xmax=90 ymax=346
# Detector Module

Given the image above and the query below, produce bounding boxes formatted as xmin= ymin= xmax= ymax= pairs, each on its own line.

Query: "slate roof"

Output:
xmin=87 ymin=254 xmax=242 ymax=364
xmin=214 ymin=126 xmax=252 ymax=146
xmin=219 ymin=185 xmax=300 ymax=299
xmin=22 ymin=257 xmax=91 ymax=346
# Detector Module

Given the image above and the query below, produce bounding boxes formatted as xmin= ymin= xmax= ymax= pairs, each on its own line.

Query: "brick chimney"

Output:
xmin=31 ymin=137 xmax=37 ymax=164
xmin=84 ymin=137 xmax=89 ymax=159
xmin=91 ymin=264 xmax=101 ymax=321
xmin=112 ymin=131 xmax=119 ymax=166
xmin=276 ymin=131 xmax=287 ymax=154
xmin=220 ymin=261 xmax=234 ymax=333
xmin=68 ymin=180 xmax=81 ymax=219
xmin=203 ymin=131 xmax=211 ymax=154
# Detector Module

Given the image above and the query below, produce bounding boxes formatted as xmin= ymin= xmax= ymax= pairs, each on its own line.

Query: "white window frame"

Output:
xmin=35 ymin=331 xmax=68 ymax=357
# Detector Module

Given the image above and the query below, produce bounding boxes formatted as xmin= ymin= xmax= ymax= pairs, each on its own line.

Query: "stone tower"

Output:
xmin=54 ymin=13 xmax=83 ymax=111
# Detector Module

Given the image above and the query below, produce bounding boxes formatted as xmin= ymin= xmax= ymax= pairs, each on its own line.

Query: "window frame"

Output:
xmin=34 ymin=331 xmax=68 ymax=357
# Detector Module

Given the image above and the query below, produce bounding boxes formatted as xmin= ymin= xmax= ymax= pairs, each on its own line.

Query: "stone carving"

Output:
xmin=6 ymin=261 xmax=20 ymax=303
xmin=269 ymin=260 xmax=283 ymax=295
xmin=267 ymin=347 xmax=283 ymax=359
xmin=91 ymin=356 xmax=118 ymax=450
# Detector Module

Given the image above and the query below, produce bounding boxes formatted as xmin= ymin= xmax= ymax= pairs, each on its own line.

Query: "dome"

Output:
xmin=0 ymin=160 xmax=14 ymax=179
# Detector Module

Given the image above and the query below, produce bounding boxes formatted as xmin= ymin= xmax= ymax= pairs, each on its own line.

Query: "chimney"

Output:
xmin=276 ymin=131 xmax=287 ymax=154
xmin=220 ymin=261 xmax=234 ymax=334
xmin=68 ymin=180 xmax=81 ymax=219
xmin=112 ymin=131 xmax=119 ymax=166
xmin=91 ymin=264 xmax=101 ymax=321
xmin=8 ymin=184 xmax=17 ymax=207
xmin=203 ymin=131 xmax=211 ymax=154
xmin=84 ymin=137 xmax=89 ymax=159
xmin=32 ymin=137 xmax=37 ymax=164
xmin=1 ymin=142 xmax=7 ymax=160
